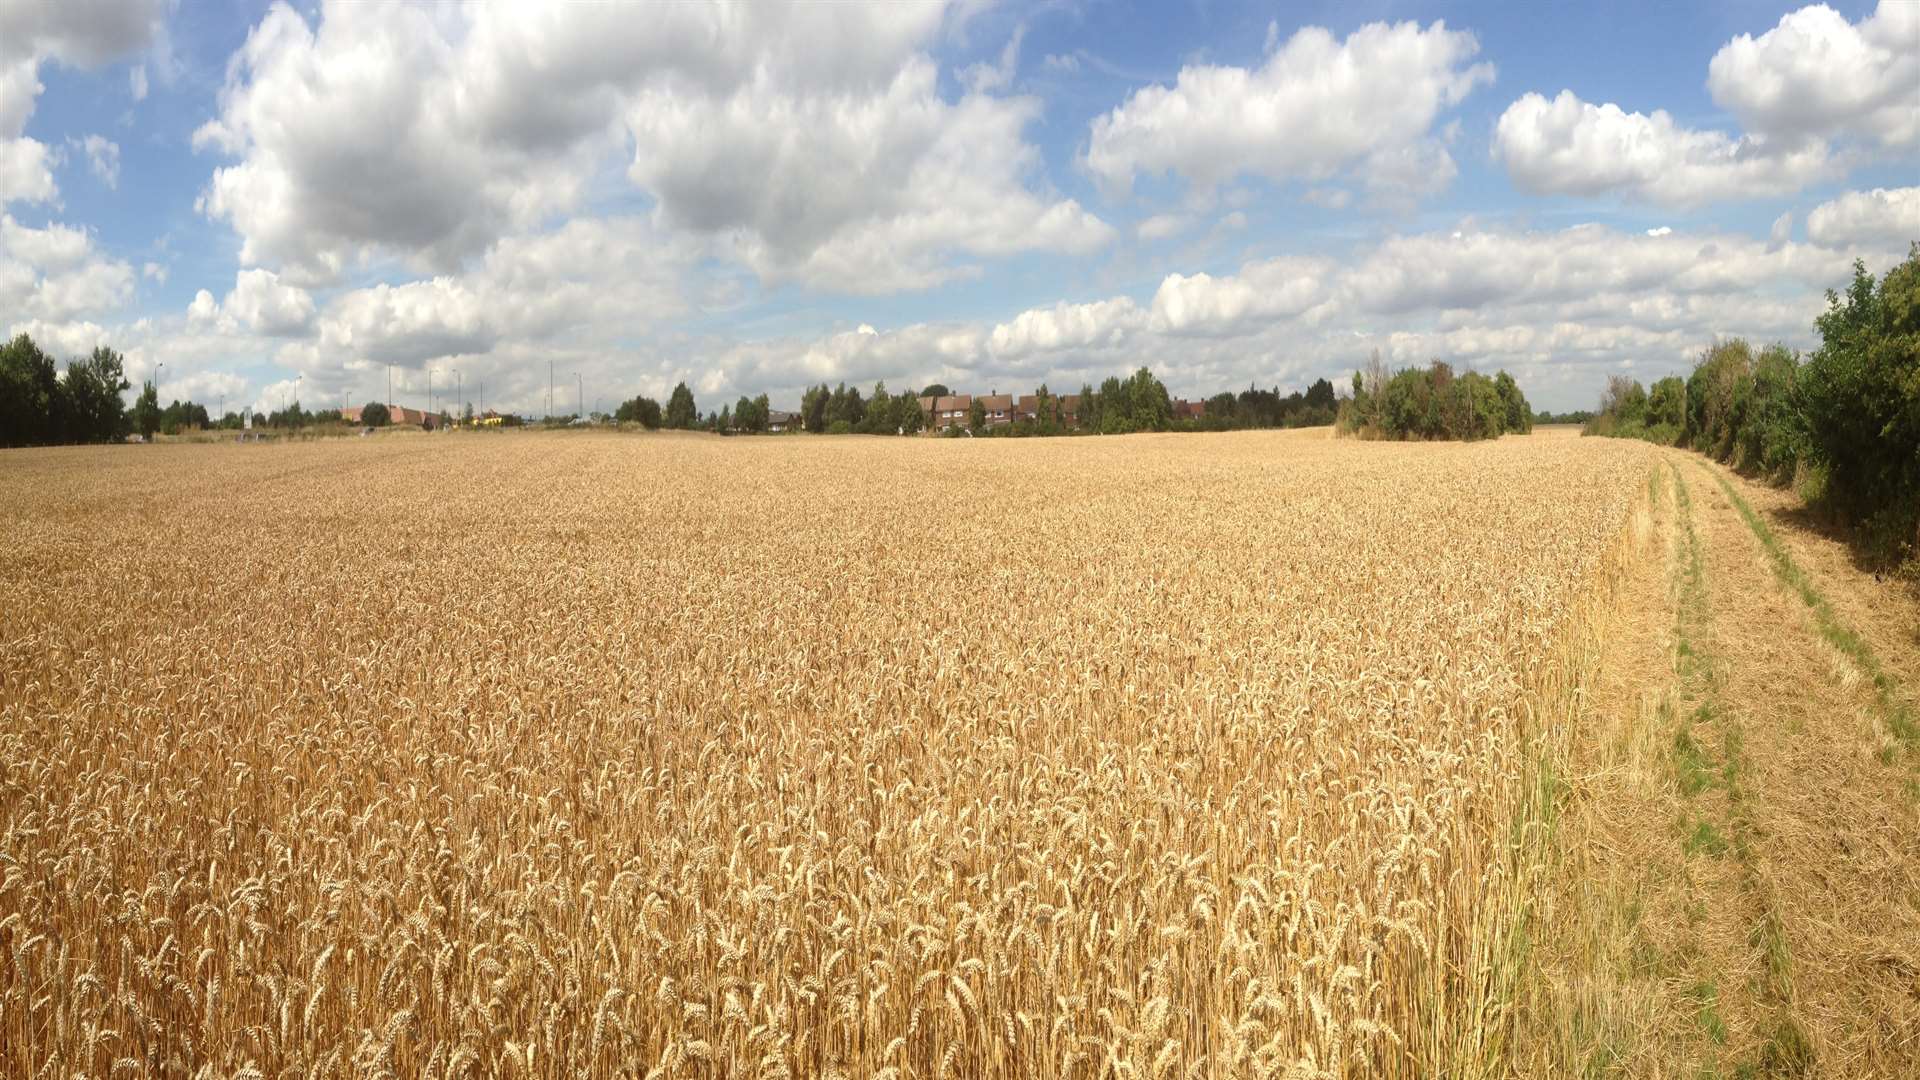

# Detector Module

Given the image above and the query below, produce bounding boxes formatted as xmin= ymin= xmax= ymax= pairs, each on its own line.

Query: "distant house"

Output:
xmin=767 ymin=409 xmax=801 ymax=433
xmin=923 ymin=394 xmax=972 ymax=430
xmin=1015 ymin=394 xmax=1039 ymax=423
xmin=1059 ymin=394 xmax=1082 ymax=429
xmin=1175 ymin=399 xmax=1206 ymax=422
xmin=977 ymin=393 xmax=1014 ymax=426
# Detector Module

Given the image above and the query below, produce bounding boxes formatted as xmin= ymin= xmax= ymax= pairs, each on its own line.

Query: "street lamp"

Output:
xmin=576 ymin=372 xmax=584 ymax=421
xmin=154 ymin=362 xmax=164 ymax=399
xmin=429 ymin=367 xmax=438 ymax=421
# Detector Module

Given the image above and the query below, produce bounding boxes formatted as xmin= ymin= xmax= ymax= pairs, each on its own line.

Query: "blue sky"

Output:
xmin=2 ymin=0 xmax=1914 ymax=416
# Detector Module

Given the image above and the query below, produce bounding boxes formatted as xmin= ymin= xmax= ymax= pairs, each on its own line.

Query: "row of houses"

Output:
xmin=764 ymin=394 xmax=1210 ymax=433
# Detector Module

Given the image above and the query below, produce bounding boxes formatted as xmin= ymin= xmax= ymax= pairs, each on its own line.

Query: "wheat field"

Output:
xmin=0 ymin=429 xmax=1656 ymax=1078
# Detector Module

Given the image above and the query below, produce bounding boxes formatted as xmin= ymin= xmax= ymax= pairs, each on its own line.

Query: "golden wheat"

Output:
xmin=0 ymin=428 xmax=1655 ymax=1077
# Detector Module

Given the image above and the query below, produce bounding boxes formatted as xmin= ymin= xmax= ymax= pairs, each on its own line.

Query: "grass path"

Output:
xmin=1536 ymin=454 xmax=1920 ymax=1076
xmin=1704 ymin=466 xmax=1919 ymax=758
xmin=1715 ymin=467 xmax=1920 ymax=729
xmin=1678 ymin=455 xmax=1920 ymax=1073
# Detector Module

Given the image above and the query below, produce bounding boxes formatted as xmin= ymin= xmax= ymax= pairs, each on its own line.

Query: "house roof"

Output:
xmin=1059 ymin=394 xmax=1081 ymax=412
xmin=1015 ymin=395 xmax=1038 ymax=412
xmin=977 ymin=393 xmax=1014 ymax=411
xmin=934 ymin=394 xmax=971 ymax=412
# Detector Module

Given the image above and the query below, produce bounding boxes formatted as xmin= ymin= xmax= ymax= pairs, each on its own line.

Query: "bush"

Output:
xmin=1647 ymin=376 xmax=1685 ymax=430
xmin=361 ymin=401 xmax=391 ymax=426
xmin=615 ymin=395 xmax=662 ymax=428
xmin=826 ymin=419 xmax=853 ymax=435
xmin=1736 ymin=344 xmax=1802 ymax=480
xmin=1799 ymin=251 xmax=1920 ymax=559
xmin=1685 ymin=340 xmax=1753 ymax=458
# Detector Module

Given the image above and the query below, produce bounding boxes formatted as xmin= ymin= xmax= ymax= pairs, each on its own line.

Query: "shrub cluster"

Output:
xmin=612 ymin=394 xmax=660 ymax=428
xmin=1339 ymin=357 xmax=1532 ymax=441
xmin=1586 ymin=248 xmax=1920 ymax=560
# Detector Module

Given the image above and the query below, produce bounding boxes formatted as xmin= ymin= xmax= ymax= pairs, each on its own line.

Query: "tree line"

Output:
xmin=0 ymin=335 xmax=139 ymax=446
xmin=1338 ymin=354 xmax=1534 ymax=440
xmin=1585 ymin=247 xmax=1919 ymax=562
xmin=611 ymin=369 xmax=1358 ymax=438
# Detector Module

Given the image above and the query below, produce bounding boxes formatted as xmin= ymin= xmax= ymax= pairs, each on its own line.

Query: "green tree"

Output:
xmin=1738 ymin=344 xmax=1802 ymax=478
xmin=827 ymin=381 xmax=866 ymax=428
xmin=1033 ymin=383 xmax=1059 ymax=434
xmin=862 ymin=381 xmax=892 ymax=434
xmin=361 ymin=401 xmax=391 ymax=426
xmin=665 ymin=382 xmax=697 ymax=429
xmin=1124 ymin=367 xmax=1172 ymax=431
xmin=968 ymin=398 xmax=986 ymax=434
xmin=1305 ymin=376 xmax=1336 ymax=413
xmin=801 ymin=384 xmax=830 ymax=432
xmin=161 ymin=399 xmax=211 ymax=435
xmin=0 ymin=334 xmax=62 ymax=446
xmin=132 ymin=380 xmax=160 ymax=439
xmin=63 ymin=347 xmax=131 ymax=443
xmin=1494 ymin=371 xmax=1531 ymax=434
xmin=898 ymin=388 xmax=925 ymax=435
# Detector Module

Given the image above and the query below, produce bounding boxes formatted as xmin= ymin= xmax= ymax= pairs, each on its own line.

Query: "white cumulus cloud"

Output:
xmin=1085 ymin=20 xmax=1493 ymax=200
xmin=1493 ymin=91 xmax=1834 ymax=205
xmin=1707 ymin=0 xmax=1920 ymax=148
xmin=193 ymin=1 xmax=1107 ymax=292
xmin=1805 ymin=186 xmax=1920 ymax=249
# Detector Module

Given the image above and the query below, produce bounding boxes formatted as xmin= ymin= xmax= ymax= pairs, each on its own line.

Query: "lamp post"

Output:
xmin=577 ymin=372 xmax=583 ymax=421
xmin=154 ymin=363 xmax=164 ymax=400
xmin=429 ymin=368 xmax=437 ymax=421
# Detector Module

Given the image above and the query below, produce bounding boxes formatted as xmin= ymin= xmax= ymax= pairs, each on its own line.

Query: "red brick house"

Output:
xmin=976 ymin=393 xmax=1014 ymax=426
xmin=921 ymin=394 xmax=972 ymax=430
